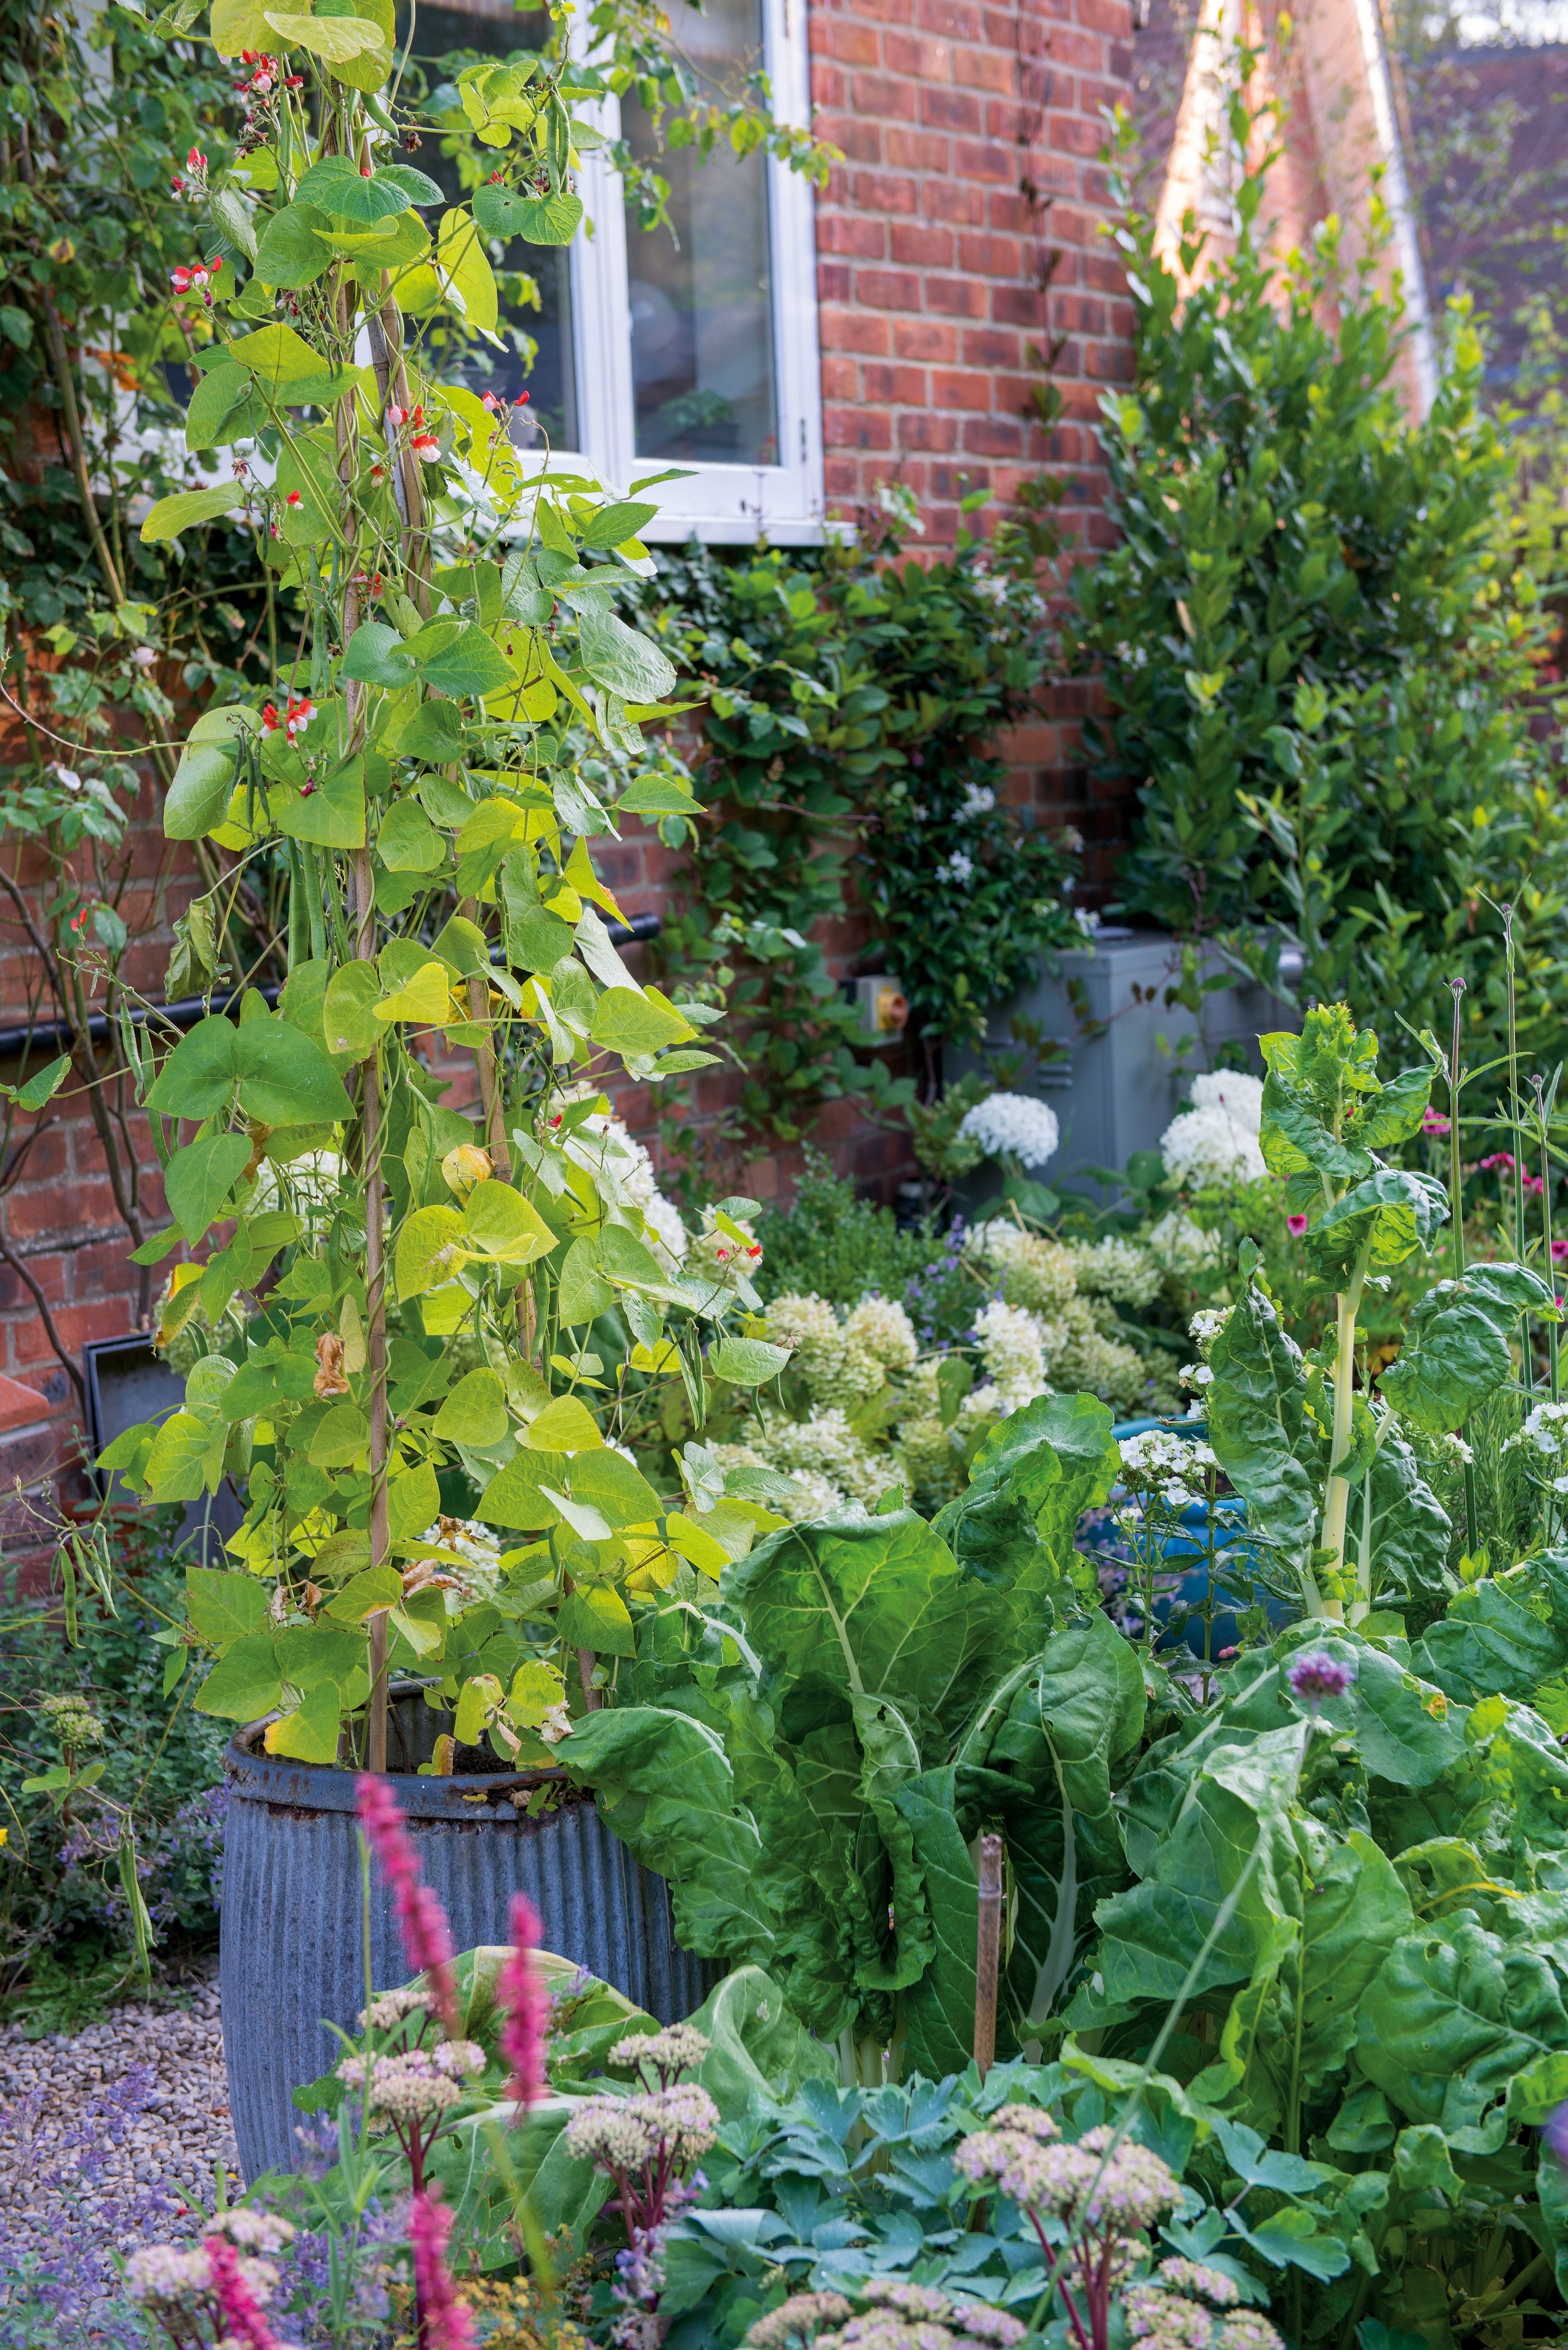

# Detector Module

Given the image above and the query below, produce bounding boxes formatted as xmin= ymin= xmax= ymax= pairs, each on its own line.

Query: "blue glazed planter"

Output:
xmin=220 ymin=1689 xmax=708 ymax=2184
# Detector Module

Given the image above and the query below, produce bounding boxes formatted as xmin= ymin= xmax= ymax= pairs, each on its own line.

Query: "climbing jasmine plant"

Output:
xmin=100 ymin=0 xmax=799 ymax=1772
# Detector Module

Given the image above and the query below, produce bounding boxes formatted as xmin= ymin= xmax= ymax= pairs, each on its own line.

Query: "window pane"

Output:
xmin=622 ymin=0 xmax=778 ymax=465
xmin=396 ymin=1 xmax=577 ymax=448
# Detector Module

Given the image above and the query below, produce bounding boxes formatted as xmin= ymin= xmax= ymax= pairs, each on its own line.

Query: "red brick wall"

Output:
xmin=0 ymin=0 xmax=1140 ymax=1554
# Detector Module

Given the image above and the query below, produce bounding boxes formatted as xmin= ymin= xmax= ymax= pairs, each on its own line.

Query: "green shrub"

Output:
xmin=752 ymin=1149 xmax=930 ymax=1306
xmin=1070 ymin=71 xmax=1568 ymax=1074
xmin=0 ymin=1509 xmax=227 ymax=2025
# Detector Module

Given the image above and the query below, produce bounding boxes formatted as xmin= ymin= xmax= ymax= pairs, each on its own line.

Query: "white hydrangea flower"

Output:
xmin=958 ymin=1092 xmax=1061 ymax=1170
xmin=967 ymin=1220 xmax=1079 ymax=1314
xmin=1187 ymin=1069 xmax=1264 ymax=1135
xmin=764 ymin=1292 xmax=885 ymax=1409
xmin=1051 ymin=1323 xmax=1149 ymax=1413
xmin=1160 ymin=1104 xmax=1267 ymax=1192
xmin=760 ymin=1409 xmax=889 ymax=1510
xmin=974 ymin=1299 xmax=1050 ymax=1412
xmin=775 ymin=1467 xmax=860 ymax=1522
xmin=558 ymin=1102 xmax=688 ymax=1262
xmin=1065 ymin=1235 xmax=1163 ymax=1309
xmin=1143 ymin=1210 xmax=1224 ymax=1276
xmin=844 ymin=1292 xmax=918 ymax=1371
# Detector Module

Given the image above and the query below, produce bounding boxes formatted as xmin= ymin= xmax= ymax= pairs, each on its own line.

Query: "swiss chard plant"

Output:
xmin=94 ymin=0 xmax=815 ymax=1774
xmin=1207 ymin=1007 xmax=1555 ymax=1624
xmin=555 ymin=1395 xmax=1136 ymax=2088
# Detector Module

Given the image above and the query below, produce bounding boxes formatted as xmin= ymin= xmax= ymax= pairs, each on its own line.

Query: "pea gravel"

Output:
xmin=0 ymin=1967 xmax=241 ymax=2280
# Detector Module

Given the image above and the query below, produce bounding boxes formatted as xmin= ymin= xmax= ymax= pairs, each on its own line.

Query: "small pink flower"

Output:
xmin=497 ymin=1893 xmax=549 ymax=2112
xmin=1523 ymin=1173 xmax=1545 ymax=1197
xmin=1479 ymin=1152 xmax=1515 ymax=1174
xmin=409 ymin=2185 xmax=477 ymax=2350
xmin=1285 ymin=1214 xmax=1308 ymax=1236
xmin=1552 ymin=1239 xmax=1568 ymax=1264
xmin=1421 ymin=1107 xmax=1450 ymax=1136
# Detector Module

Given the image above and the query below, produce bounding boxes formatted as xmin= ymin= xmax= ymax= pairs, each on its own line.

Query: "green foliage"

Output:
xmin=1071 ymin=77 xmax=1568 ymax=1074
xmin=0 ymin=1520 xmax=228 ymax=2024
xmin=1066 ymin=1615 xmax=1568 ymax=2345
xmin=752 ymin=1148 xmax=930 ymax=1307
xmin=560 ymin=1401 xmax=1128 ymax=2079
xmin=645 ymin=516 xmax=1079 ymax=1147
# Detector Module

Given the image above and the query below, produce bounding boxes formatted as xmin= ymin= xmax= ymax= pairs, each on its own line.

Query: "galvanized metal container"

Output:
xmin=221 ymin=1689 xmax=708 ymax=2183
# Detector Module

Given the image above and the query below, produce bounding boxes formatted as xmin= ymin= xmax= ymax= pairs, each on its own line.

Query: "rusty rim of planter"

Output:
xmin=224 ymin=1681 xmax=571 ymax=1816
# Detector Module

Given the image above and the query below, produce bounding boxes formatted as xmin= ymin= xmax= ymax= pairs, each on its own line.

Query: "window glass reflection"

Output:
xmin=622 ymin=0 xmax=778 ymax=465
xmin=396 ymin=0 xmax=577 ymax=448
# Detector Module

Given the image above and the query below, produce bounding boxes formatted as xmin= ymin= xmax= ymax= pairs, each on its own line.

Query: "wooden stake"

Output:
xmin=975 ymin=1832 xmax=1003 ymax=2079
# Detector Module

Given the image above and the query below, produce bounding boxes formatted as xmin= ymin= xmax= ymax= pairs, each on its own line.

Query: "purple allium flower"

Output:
xmin=1288 ymin=1650 xmax=1354 ymax=1712
xmin=1542 ymin=2104 xmax=1568 ymax=2168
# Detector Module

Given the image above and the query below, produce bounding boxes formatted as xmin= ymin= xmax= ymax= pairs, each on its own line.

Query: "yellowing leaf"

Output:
xmin=460 ymin=1179 xmax=555 ymax=1266
xmin=436 ymin=208 xmax=499 ymax=333
xmin=563 ymin=834 xmax=627 ymax=926
xmin=526 ymin=1394 xmax=603 ymax=1452
xmin=374 ymin=961 xmax=452 ymax=1026
xmin=396 ymin=1203 xmax=466 ymax=1300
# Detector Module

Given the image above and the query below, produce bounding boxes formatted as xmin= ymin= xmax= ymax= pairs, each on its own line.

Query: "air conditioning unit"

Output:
xmin=951 ymin=929 xmax=1301 ymax=1198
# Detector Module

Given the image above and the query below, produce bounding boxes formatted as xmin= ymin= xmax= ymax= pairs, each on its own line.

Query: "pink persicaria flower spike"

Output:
xmin=204 ymin=2230 xmax=282 ymax=2350
xmin=355 ymin=1774 xmax=459 ymax=2037
xmin=497 ymin=1891 xmax=549 ymax=2112
xmin=409 ymin=2184 xmax=477 ymax=2350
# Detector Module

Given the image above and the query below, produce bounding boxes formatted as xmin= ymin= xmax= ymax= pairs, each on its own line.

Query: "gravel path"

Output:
xmin=0 ymin=1967 xmax=242 ymax=2322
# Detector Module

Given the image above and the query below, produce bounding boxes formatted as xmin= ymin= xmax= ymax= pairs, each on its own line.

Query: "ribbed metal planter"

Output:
xmin=220 ymin=1688 xmax=708 ymax=2183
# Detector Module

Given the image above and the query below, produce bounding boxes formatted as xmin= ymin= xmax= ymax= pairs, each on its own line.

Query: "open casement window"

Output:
xmin=405 ymin=0 xmax=824 ymax=542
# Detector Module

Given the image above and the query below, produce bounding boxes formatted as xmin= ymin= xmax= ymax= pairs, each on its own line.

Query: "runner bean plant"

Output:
xmin=98 ymin=0 xmax=803 ymax=1773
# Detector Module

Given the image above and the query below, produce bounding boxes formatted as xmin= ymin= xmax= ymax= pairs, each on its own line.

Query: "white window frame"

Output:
xmin=558 ymin=0 xmax=825 ymax=543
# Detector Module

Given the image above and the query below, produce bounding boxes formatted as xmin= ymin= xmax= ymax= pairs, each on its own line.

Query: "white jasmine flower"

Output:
xmin=1074 ymin=907 xmax=1102 ymax=937
xmin=959 ymin=781 xmax=997 ymax=818
xmin=1180 ymin=1363 xmax=1215 ymax=1389
xmin=958 ymin=1091 xmax=1060 ymax=1170
xmin=1188 ymin=1306 xmax=1232 ymax=1358
xmin=936 ymin=851 xmax=976 ymax=886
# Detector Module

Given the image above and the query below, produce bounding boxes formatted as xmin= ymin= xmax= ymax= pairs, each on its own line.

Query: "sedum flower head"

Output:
xmin=336 ymin=2046 xmax=473 ymax=2121
xmin=953 ymin=2118 xmax=1179 ymax=2231
xmin=564 ymin=2081 xmax=720 ymax=2173
xmin=612 ymin=2021 xmax=712 ymax=2078
xmin=1157 ymin=2261 xmax=1239 ymax=2308
xmin=205 ymin=2211 xmax=296 ymax=2254
xmin=357 ymin=1984 xmax=430 ymax=2033
xmin=747 ymin=2294 xmax=855 ymax=2350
